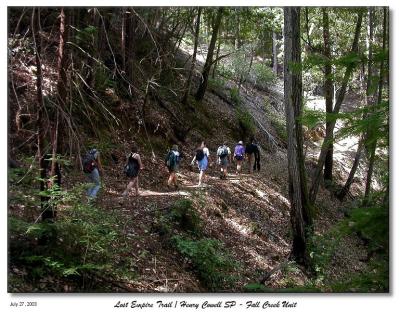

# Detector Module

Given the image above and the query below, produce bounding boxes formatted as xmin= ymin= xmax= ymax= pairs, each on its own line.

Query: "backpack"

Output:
xmin=82 ymin=149 xmax=97 ymax=173
xmin=217 ymin=146 xmax=228 ymax=158
xmin=195 ymin=149 xmax=205 ymax=161
xmin=124 ymin=153 xmax=139 ymax=177
xmin=165 ymin=151 xmax=177 ymax=168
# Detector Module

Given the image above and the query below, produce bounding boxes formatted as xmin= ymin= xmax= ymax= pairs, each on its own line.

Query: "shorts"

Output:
xmin=168 ymin=165 xmax=178 ymax=173
xmin=219 ymin=157 xmax=228 ymax=168
xmin=126 ymin=166 xmax=139 ymax=178
xmin=235 ymin=155 xmax=244 ymax=161
xmin=197 ymin=157 xmax=208 ymax=171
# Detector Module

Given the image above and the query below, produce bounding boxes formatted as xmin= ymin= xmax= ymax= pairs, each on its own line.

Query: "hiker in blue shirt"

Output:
xmin=191 ymin=141 xmax=211 ymax=186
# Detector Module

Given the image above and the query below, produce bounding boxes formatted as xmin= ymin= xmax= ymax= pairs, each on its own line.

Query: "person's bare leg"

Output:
xmin=134 ymin=177 xmax=139 ymax=195
xmin=198 ymin=171 xmax=204 ymax=186
xmin=122 ymin=181 xmax=134 ymax=196
xmin=249 ymin=155 xmax=254 ymax=174
xmin=173 ymin=173 xmax=179 ymax=189
xmin=236 ymin=161 xmax=242 ymax=175
xmin=168 ymin=173 xmax=173 ymax=187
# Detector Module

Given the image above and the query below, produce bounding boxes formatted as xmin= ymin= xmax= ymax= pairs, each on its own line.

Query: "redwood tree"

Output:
xmin=322 ymin=8 xmax=334 ymax=182
xmin=365 ymin=7 xmax=387 ymax=202
xmin=284 ymin=7 xmax=312 ymax=266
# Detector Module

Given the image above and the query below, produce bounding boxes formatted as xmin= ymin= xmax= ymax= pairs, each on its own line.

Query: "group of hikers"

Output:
xmin=82 ymin=138 xmax=261 ymax=202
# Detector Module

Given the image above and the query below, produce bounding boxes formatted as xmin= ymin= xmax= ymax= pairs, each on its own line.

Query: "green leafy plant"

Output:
xmin=153 ymin=199 xmax=201 ymax=236
xmin=264 ymin=99 xmax=287 ymax=143
xmin=172 ymin=236 xmax=238 ymax=291
xmin=208 ymin=77 xmax=226 ymax=91
xmin=230 ymin=87 xmax=241 ymax=104
xmin=250 ymin=63 xmax=276 ymax=87
xmin=235 ymin=106 xmax=255 ymax=139
xmin=8 ymin=184 xmax=134 ymax=291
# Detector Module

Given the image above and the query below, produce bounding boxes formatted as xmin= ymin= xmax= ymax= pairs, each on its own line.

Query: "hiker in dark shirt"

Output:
xmin=121 ymin=144 xmax=144 ymax=198
xmin=165 ymin=144 xmax=180 ymax=190
xmin=245 ymin=138 xmax=260 ymax=174
xmin=83 ymin=148 xmax=103 ymax=202
xmin=246 ymin=138 xmax=260 ymax=173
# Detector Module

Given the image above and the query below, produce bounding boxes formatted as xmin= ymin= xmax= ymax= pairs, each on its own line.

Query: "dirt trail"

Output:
xmin=90 ymin=147 xmax=294 ymax=292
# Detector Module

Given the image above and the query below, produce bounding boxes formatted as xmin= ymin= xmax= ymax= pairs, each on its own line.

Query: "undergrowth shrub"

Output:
xmin=208 ymin=77 xmax=226 ymax=91
xmin=152 ymin=199 xmax=202 ymax=237
xmin=8 ymin=184 xmax=135 ymax=292
xmin=307 ymin=198 xmax=389 ymax=292
xmin=264 ymin=99 xmax=286 ymax=143
xmin=235 ymin=106 xmax=255 ymax=140
xmin=301 ymin=107 xmax=326 ymax=130
xmin=249 ymin=63 xmax=276 ymax=87
xmin=172 ymin=235 xmax=238 ymax=291
xmin=230 ymin=87 xmax=241 ymax=105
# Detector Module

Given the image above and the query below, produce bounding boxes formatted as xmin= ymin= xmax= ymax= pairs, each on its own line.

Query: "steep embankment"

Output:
xmin=9 ymin=37 xmax=369 ymax=293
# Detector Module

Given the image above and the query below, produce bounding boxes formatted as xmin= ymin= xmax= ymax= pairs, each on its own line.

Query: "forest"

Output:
xmin=8 ymin=7 xmax=389 ymax=293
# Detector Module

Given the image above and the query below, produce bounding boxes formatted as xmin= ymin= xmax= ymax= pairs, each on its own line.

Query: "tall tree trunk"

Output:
xmin=322 ymin=8 xmax=334 ymax=182
xmin=305 ymin=7 xmax=312 ymax=48
xmin=182 ymin=7 xmax=201 ymax=105
xmin=336 ymin=134 xmax=364 ymax=201
xmin=284 ymin=7 xmax=312 ymax=266
xmin=309 ymin=11 xmax=363 ymax=205
xmin=212 ymin=30 xmax=221 ymax=79
xmin=234 ymin=9 xmax=241 ymax=50
xmin=32 ymin=8 xmax=53 ymax=221
xmin=272 ymin=31 xmax=278 ymax=75
xmin=365 ymin=7 xmax=387 ymax=202
xmin=238 ymin=46 xmax=255 ymax=94
xmin=121 ymin=7 xmax=126 ymax=72
xmin=125 ymin=8 xmax=136 ymax=85
xmin=337 ymin=39 xmax=371 ymax=201
xmin=54 ymin=7 xmax=68 ymax=158
xmin=195 ymin=7 xmax=224 ymax=102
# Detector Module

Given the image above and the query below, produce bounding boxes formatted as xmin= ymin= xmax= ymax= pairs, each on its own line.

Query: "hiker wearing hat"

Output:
xmin=165 ymin=144 xmax=181 ymax=190
xmin=233 ymin=141 xmax=245 ymax=175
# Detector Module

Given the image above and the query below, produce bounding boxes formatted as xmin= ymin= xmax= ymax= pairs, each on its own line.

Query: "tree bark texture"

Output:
xmin=182 ymin=7 xmax=201 ymax=105
xmin=195 ymin=7 xmax=224 ymax=102
xmin=309 ymin=11 xmax=363 ymax=205
xmin=284 ymin=7 xmax=312 ymax=266
xmin=365 ymin=7 xmax=387 ymax=202
xmin=272 ymin=31 xmax=278 ymax=75
xmin=322 ymin=8 xmax=334 ymax=182
xmin=32 ymin=8 xmax=55 ymax=221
